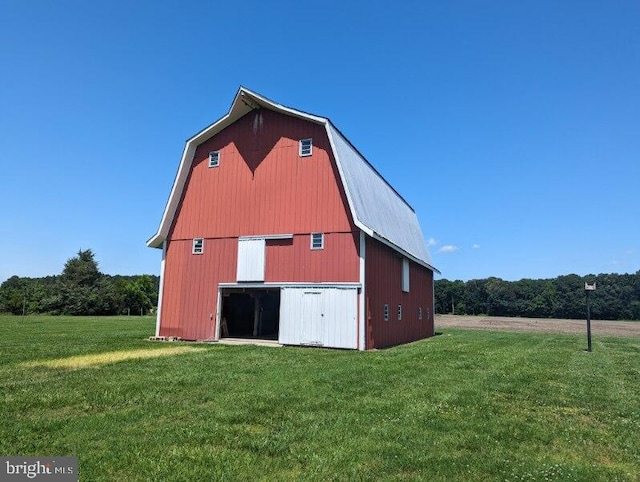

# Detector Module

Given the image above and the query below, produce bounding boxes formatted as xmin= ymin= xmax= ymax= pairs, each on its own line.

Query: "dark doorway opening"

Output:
xmin=220 ymin=288 xmax=280 ymax=340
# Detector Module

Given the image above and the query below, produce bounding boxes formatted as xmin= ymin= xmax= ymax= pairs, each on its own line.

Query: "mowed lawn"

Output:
xmin=1 ymin=316 xmax=639 ymax=481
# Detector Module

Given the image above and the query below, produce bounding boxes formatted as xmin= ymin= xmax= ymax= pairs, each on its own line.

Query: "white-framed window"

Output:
xmin=402 ymin=259 xmax=410 ymax=292
xmin=192 ymin=238 xmax=204 ymax=254
xmin=384 ymin=304 xmax=389 ymax=322
xmin=299 ymin=138 xmax=312 ymax=157
xmin=209 ymin=150 xmax=220 ymax=168
xmin=418 ymin=306 xmax=423 ymax=320
xmin=310 ymin=233 xmax=324 ymax=250
xmin=398 ymin=304 xmax=402 ymax=321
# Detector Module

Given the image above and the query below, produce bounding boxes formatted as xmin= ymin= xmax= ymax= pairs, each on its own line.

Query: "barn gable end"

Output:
xmin=148 ymin=87 xmax=437 ymax=349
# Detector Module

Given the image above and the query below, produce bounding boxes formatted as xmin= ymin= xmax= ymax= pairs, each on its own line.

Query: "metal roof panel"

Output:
xmin=327 ymin=123 xmax=433 ymax=267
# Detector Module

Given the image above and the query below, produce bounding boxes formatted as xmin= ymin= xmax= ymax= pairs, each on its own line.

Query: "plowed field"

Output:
xmin=436 ymin=314 xmax=640 ymax=338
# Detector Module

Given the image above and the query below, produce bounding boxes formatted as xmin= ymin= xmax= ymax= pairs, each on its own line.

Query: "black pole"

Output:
xmin=586 ymin=290 xmax=592 ymax=352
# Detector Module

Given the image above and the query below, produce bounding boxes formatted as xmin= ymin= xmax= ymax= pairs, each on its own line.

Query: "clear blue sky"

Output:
xmin=1 ymin=1 xmax=638 ymax=283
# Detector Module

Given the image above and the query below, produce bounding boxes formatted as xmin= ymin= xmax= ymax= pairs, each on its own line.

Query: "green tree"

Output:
xmin=485 ymin=277 xmax=515 ymax=316
xmin=0 ymin=251 xmax=160 ymax=317
xmin=58 ymin=249 xmax=103 ymax=315
xmin=432 ymin=272 xmax=640 ymax=320
xmin=0 ymin=276 xmax=28 ymax=315
xmin=465 ymin=279 xmax=488 ymax=315
xmin=62 ymin=249 xmax=100 ymax=287
xmin=434 ymin=279 xmax=466 ymax=314
xmin=553 ymin=274 xmax=584 ymax=319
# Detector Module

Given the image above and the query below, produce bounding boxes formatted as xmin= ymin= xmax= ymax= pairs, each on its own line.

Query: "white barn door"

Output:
xmin=236 ymin=238 xmax=266 ymax=281
xmin=279 ymin=287 xmax=358 ymax=349
xmin=301 ymin=291 xmax=324 ymax=346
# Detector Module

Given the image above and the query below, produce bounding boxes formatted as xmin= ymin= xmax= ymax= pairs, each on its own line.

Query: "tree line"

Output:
xmin=3 ymin=250 xmax=638 ymax=320
xmin=0 ymin=250 xmax=159 ymax=316
xmin=435 ymin=272 xmax=640 ymax=320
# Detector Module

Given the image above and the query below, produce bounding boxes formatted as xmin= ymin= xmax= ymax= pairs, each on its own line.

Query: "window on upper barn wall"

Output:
xmin=402 ymin=258 xmax=410 ymax=292
xmin=310 ymin=233 xmax=324 ymax=250
xmin=398 ymin=304 xmax=402 ymax=321
xmin=192 ymin=238 xmax=204 ymax=254
xmin=418 ymin=307 xmax=423 ymax=320
xmin=384 ymin=304 xmax=389 ymax=321
xmin=299 ymin=138 xmax=312 ymax=157
xmin=209 ymin=150 xmax=220 ymax=168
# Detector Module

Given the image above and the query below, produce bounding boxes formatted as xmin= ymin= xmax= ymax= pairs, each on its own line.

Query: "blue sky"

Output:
xmin=1 ymin=1 xmax=638 ymax=283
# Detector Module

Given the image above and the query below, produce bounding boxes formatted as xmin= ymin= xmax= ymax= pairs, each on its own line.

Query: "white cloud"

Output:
xmin=427 ymin=237 xmax=438 ymax=247
xmin=438 ymin=245 xmax=459 ymax=253
xmin=472 ymin=244 xmax=480 ymax=249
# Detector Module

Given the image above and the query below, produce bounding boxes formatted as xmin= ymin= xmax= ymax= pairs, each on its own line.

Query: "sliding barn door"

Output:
xmin=279 ymin=287 xmax=358 ymax=349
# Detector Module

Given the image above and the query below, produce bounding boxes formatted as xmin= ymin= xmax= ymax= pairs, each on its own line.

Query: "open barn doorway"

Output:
xmin=220 ymin=288 xmax=280 ymax=340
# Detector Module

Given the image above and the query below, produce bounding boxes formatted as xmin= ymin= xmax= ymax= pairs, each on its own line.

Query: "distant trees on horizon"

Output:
xmin=2 ymin=250 xmax=638 ymax=321
xmin=0 ymin=249 xmax=158 ymax=316
xmin=435 ymin=272 xmax=640 ymax=321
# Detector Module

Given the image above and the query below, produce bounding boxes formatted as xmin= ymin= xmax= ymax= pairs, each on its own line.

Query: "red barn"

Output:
xmin=147 ymin=87 xmax=439 ymax=349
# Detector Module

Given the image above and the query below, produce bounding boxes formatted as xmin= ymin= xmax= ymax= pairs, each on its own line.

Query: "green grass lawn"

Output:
xmin=1 ymin=315 xmax=639 ymax=481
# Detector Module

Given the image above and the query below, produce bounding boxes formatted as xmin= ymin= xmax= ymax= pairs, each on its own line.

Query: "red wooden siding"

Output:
xmin=265 ymin=232 xmax=359 ymax=282
xmin=160 ymin=110 xmax=362 ymax=340
xmin=365 ymin=237 xmax=434 ymax=349
xmin=159 ymin=238 xmax=237 ymax=340
xmin=160 ymin=233 xmax=360 ymax=340
xmin=170 ymin=109 xmax=354 ymax=239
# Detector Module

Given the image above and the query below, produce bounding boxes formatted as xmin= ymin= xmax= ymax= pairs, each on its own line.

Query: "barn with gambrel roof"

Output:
xmin=148 ymin=87 xmax=438 ymax=349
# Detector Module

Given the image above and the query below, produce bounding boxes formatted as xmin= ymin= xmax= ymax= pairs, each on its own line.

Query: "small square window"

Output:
xmin=192 ymin=238 xmax=204 ymax=254
xmin=209 ymin=151 xmax=220 ymax=168
xmin=384 ymin=304 xmax=389 ymax=322
xmin=310 ymin=233 xmax=324 ymax=250
xmin=299 ymin=138 xmax=312 ymax=157
xmin=398 ymin=304 xmax=402 ymax=321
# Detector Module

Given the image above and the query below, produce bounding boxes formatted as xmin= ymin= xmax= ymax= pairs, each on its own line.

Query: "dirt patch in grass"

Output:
xmin=21 ymin=346 xmax=207 ymax=370
xmin=436 ymin=315 xmax=640 ymax=338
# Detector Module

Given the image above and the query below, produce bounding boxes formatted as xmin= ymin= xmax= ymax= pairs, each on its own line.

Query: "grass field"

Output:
xmin=1 ymin=315 xmax=639 ymax=481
